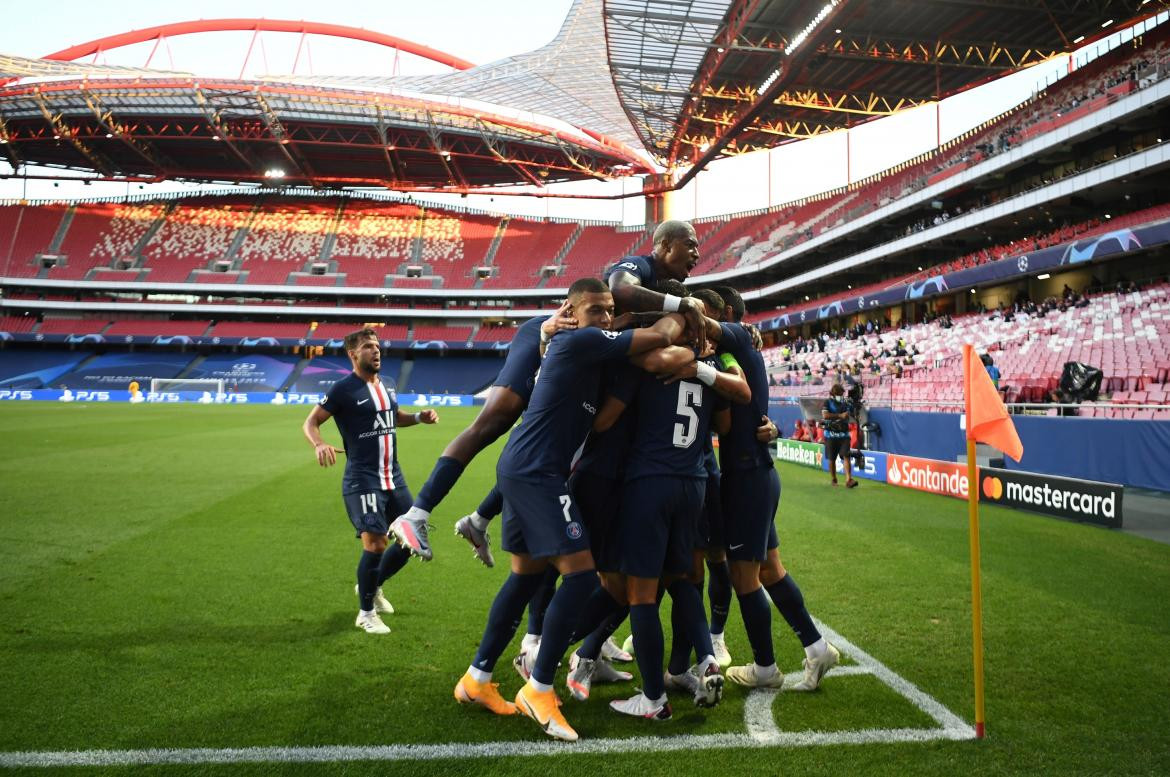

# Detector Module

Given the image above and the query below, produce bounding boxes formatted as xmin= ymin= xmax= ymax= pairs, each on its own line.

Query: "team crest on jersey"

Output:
xmin=566 ymin=521 xmax=583 ymax=540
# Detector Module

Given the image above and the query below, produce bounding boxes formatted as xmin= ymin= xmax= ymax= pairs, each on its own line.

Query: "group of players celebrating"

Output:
xmin=305 ymin=220 xmax=839 ymax=742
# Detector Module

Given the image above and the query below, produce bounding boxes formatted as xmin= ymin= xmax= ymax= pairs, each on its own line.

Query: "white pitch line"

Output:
xmin=812 ymin=617 xmax=976 ymax=738
xmin=0 ymin=619 xmax=975 ymax=768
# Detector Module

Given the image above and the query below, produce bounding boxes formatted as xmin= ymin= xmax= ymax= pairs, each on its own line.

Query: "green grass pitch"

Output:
xmin=1 ymin=403 xmax=1168 ymax=775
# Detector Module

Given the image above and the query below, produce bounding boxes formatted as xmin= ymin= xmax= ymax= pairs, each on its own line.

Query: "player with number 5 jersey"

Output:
xmin=454 ymin=277 xmax=689 ymax=743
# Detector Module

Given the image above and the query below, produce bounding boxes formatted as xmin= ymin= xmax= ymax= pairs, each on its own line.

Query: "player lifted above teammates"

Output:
xmin=302 ymin=328 xmax=438 ymax=635
xmin=454 ymin=277 xmax=692 ymax=742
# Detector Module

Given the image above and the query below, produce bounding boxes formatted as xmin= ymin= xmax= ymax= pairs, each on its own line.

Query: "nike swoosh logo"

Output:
xmin=729 ymin=544 xmax=744 ymax=550
xmin=356 ymin=399 xmax=369 ymax=405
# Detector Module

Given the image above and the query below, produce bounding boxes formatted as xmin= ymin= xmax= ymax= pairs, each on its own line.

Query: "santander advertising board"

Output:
xmin=885 ymin=454 xmax=970 ymax=499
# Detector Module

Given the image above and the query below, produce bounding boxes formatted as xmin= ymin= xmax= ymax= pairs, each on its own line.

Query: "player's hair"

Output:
xmin=652 ymin=219 xmax=693 ymax=247
xmin=343 ymin=327 xmax=379 ymax=352
xmin=709 ymin=285 xmax=745 ymax=322
xmin=567 ymin=276 xmax=610 ymax=299
xmin=830 ymin=383 xmax=845 ymax=396
xmin=655 ymin=278 xmax=689 ymax=298
xmin=690 ymin=288 xmax=725 ymax=317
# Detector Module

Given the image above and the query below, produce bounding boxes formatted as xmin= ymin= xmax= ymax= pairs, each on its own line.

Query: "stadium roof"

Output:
xmin=1 ymin=0 xmax=1167 ymax=192
xmin=606 ymin=0 xmax=1170 ymax=177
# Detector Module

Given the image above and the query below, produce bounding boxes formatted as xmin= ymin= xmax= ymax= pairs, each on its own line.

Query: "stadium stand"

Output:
xmin=473 ymin=324 xmax=519 ymax=343
xmin=55 ymin=351 xmax=195 ymax=389
xmin=35 ymin=317 xmax=109 ymax=335
xmin=486 ymin=219 xmax=577 ymax=287
xmin=207 ymin=321 xmax=311 ymax=339
xmin=140 ymin=199 xmax=254 ymax=282
xmin=0 ymin=315 xmax=37 ymax=333
xmin=292 ymin=354 xmax=404 ymax=391
xmin=183 ymin=353 xmax=301 ymax=392
xmin=309 ymin=322 xmax=411 ymax=341
xmin=767 ymin=283 xmax=1170 ymax=417
xmin=103 ymin=319 xmax=213 ymax=338
xmin=410 ymin=324 xmax=473 ymax=343
xmin=0 ymin=204 xmax=67 ymax=278
xmin=330 ymin=201 xmax=419 ymax=287
xmin=559 ymin=224 xmax=643 ymax=279
xmin=236 ymin=202 xmax=334 ymax=284
xmin=404 ymin=356 xmax=501 ymax=394
xmin=0 ymin=350 xmax=92 ymax=388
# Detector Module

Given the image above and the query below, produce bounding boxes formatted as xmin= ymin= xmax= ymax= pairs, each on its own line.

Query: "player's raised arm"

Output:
xmin=303 ymin=405 xmax=338 ymax=467
xmin=662 ymin=351 xmax=751 ymax=404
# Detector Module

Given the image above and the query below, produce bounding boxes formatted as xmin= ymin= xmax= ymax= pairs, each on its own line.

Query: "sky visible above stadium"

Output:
xmin=0 ymin=2 xmax=1164 ymax=224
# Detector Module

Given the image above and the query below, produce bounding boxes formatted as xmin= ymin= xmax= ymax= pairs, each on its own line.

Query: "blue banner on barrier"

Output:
xmin=759 ymin=218 xmax=1170 ymax=330
xmin=823 ymin=449 xmax=888 ymax=482
xmin=0 ymin=332 xmax=517 ymax=351
xmin=0 ymin=389 xmax=478 ymax=406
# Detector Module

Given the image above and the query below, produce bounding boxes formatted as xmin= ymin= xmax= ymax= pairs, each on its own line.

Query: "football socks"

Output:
xmin=530 ymin=570 xmax=598 ymax=686
xmin=415 ymin=455 xmax=465 ymax=512
xmin=472 ymin=571 xmax=545 ymax=673
xmin=765 ymin=574 xmax=822 ymax=648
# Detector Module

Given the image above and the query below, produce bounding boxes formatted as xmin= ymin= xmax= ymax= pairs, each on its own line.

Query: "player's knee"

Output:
xmin=362 ymin=534 xmax=389 ymax=553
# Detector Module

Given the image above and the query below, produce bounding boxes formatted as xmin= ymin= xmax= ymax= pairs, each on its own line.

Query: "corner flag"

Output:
xmin=963 ymin=345 xmax=1023 ymax=461
xmin=960 ymin=343 xmax=1024 ymax=741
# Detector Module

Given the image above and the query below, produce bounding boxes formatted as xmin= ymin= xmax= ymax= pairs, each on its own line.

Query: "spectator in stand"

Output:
xmin=981 ymin=353 xmax=1000 ymax=389
xmin=793 ymin=420 xmax=809 ymax=442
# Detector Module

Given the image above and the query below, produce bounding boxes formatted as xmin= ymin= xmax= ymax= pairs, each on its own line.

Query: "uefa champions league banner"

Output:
xmin=0 ymin=389 xmax=477 ymax=406
xmin=759 ymin=218 xmax=1170 ymax=330
xmin=0 ymin=333 xmax=514 ymax=351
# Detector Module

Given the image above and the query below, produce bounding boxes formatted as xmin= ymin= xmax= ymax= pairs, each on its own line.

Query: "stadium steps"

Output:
xmin=222 ymin=202 xmax=263 ymax=272
xmin=173 ymin=354 xmax=208 ymax=381
xmin=554 ymin=224 xmax=583 ymax=266
xmin=483 ymin=218 xmax=509 ymax=265
xmin=62 ymin=352 xmax=102 ymax=381
xmin=46 ymin=206 xmax=75 ymax=255
xmin=280 ymin=358 xmax=312 ymax=392
xmin=130 ymin=202 xmax=175 ymax=264
xmin=396 ymin=360 xmax=415 ymax=392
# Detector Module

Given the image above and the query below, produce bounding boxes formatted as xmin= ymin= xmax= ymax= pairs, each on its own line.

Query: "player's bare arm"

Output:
xmin=302 ymin=405 xmax=338 ymax=467
xmin=397 ymin=408 xmax=439 ymax=427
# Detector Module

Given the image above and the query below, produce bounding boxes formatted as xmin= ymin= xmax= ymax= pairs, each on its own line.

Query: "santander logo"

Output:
xmin=886 ymin=455 xmax=969 ymax=499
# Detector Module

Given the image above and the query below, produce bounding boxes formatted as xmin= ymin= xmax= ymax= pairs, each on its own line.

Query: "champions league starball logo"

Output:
xmin=1017 ymin=256 xmax=1029 ymax=273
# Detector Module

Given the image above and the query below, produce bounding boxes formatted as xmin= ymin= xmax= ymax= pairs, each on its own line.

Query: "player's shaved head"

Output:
xmin=652 ymin=220 xmax=693 ymax=246
xmin=567 ymin=276 xmax=609 ymax=301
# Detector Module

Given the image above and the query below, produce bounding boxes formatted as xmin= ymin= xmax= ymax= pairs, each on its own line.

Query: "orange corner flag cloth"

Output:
xmin=963 ymin=344 xmax=1024 ymax=462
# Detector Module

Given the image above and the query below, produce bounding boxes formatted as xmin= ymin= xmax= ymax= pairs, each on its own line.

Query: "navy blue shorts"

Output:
xmin=492 ymin=330 xmax=541 ymax=406
xmin=721 ymin=465 xmax=780 ymax=562
xmin=498 ymin=473 xmax=591 ymax=560
xmin=343 ymin=486 xmax=413 ymax=538
xmin=696 ymin=469 xmax=724 ymax=551
xmin=617 ymin=476 xmax=704 ymax=579
xmin=568 ymin=469 xmax=623 ymax=573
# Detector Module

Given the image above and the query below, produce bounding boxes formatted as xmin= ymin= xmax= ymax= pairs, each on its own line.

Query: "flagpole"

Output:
xmin=963 ymin=344 xmax=987 ymax=739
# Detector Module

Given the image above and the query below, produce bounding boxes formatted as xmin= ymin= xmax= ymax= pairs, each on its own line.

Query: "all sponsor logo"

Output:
xmin=980 ymin=468 xmax=1123 ymax=528
xmin=886 ymin=454 xmax=970 ymax=498
xmin=774 ymin=439 xmax=823 ymax=469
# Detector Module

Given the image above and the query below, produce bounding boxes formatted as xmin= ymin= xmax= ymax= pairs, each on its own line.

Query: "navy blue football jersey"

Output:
xmin=574 ymin=365 xmax=637 ymax=480
xmin=605 ymin=254 xmax=657 ymax=296
xmin=716 ymin=323 xmax=773 ymax=471
xmin=320 ymin=372 xmax=406 ymax=493
xmin=620 ymin=356 xmax=722 ymax=481
xmin=497 ymin=327 xmax=635 ymax=479
xmin=492 ymin=315 xmax=549 ymax=405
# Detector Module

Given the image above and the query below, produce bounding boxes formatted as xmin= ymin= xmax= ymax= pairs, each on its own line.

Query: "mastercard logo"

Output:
xmin=982 ymin=476 xmax=1003 ymax=500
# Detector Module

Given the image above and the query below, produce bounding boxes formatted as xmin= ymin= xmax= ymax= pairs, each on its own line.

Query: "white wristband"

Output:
xmin=662 ymin=294 xmax=682 ymax=312
xmin=413 ymin=412 xmax=423 ymax=423
xmin=540 ymin=327 xmax=552 ymax=344
xmin=695 ymin=361 xmax=717 ymax=386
